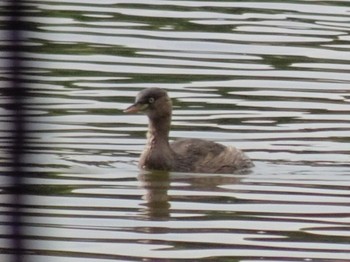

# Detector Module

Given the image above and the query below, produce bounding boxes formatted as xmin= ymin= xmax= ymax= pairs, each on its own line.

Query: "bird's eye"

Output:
xmin=148 ymin=97 xmax=155 ymax=103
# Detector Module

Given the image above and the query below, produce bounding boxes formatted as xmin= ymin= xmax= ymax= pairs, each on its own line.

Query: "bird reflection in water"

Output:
xmin=138 ymin=171 xmax=246 ymax=221
xmin=138 ymin=170 xmax=171 ymax=220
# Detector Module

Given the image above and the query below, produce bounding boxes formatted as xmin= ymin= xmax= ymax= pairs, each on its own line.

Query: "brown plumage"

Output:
xmin=124 ymin=88 xmax=253 ymax=173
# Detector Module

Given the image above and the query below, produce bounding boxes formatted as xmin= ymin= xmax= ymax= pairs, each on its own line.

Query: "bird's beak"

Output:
xmin=123 ymin=103 xmax=148 ymax=113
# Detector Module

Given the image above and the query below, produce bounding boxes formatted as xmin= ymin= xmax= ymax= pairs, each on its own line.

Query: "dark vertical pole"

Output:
xmin=8 ymin=0 xmax=26 ymax=261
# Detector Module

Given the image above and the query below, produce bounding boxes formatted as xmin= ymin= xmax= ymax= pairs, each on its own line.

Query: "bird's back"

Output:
xmin=170 ymin=138 xmax=253 ymax=173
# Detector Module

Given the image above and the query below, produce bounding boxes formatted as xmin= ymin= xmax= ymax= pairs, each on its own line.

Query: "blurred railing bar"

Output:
xmin=7 ymin=0 xmax=26 ymax=261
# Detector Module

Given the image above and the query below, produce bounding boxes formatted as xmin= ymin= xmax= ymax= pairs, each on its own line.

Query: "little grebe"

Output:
xmin=124 ymin=88 xmax=253 ymax=173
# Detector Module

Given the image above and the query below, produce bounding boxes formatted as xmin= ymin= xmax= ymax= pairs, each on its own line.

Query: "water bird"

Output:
xmin=124 ymin=88 xmax=253 ymax=173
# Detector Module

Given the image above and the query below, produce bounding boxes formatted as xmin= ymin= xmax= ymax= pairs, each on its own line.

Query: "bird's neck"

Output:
xmin=140 ymin=114 xmax=174 ymax=171
xmin=147 ymin=115 xmax=171 ymax=146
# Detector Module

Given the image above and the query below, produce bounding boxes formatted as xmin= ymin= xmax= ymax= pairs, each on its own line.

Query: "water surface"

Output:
xmin=1 ymin=0 xmax=350 ymax=261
